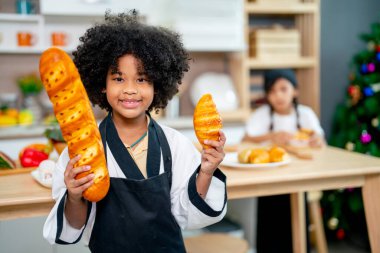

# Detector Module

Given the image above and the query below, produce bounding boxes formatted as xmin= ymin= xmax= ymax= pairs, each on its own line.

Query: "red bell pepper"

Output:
xmin=20 ymin=147 xmax=49 ymax=167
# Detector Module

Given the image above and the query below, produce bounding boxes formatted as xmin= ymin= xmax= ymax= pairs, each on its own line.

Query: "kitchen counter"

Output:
xmin=0 ymin=171 xmax=53 ymax=220
xmin=1 ymin=146 xmax=380 ymax=252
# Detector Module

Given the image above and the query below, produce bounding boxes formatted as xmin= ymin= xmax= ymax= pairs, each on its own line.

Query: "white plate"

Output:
xmin=31 ymin=169 xmax=52 ymax=188
xmin=190 ymin=72 xmax=238 ymax=112
xmin=221 ymin=152 xmax=291 ymax=169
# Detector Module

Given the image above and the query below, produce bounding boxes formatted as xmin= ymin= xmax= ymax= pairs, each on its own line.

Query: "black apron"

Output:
xmin=89 ymin=114 xmax=186 ymax=253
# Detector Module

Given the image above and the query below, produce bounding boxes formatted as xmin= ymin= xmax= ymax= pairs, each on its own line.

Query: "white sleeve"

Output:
xmin=245 ymin=106 xmax=270 ymax=137
xmin=43 ymin=147 xmax=96 ymax=245
xmin=301 ymin=107 xmax=324 ymax=136
xmin=166 ymin=128 xmax=227 ymax=230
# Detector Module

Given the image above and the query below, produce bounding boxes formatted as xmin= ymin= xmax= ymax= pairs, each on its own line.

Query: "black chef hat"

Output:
xmin=264 ymin=69 xmax=297 ymax=93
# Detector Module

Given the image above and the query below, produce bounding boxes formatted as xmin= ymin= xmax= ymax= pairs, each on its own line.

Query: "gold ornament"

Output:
xmin=372 ymin=118 xmax=379 ymax=128
xmin=328 ymin=217 xmax=339 ymax=230
xmin=345 ymin=142 xmax=355 ymax=151
xmin=351 ymin=86 xmax=361 ymax=105
xmin=367 ymin=41 xmax=375 ymax=51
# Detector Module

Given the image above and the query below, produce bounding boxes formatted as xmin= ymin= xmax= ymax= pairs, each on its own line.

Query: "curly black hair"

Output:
xmin=73 ymin=10 xmax=189 ymax=112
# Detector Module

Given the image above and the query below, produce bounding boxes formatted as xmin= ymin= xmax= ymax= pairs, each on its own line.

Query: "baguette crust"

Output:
xmin=40 ymin=47 xmax=109 ymax=202
xmin=193 ymin=94 xmax=222 ymax=149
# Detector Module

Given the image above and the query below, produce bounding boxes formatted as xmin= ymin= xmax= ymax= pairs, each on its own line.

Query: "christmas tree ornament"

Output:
xmin=328 ymin=217 xmax=339 ymax=230
xmin=371 ymin=82 xmax=380 ymax=92
xmin=367 ymin=62 xmax=375 ymax=72
xmin=377 ymin=52 xmax=380 ymax=61
xmin=372 ymin=117 xmax=379 ymax=127
xmin=376 ymin=45 xmax=380 ymax=52
xmin=347 ymin=85 xmax=355 ymax=95
xmin=367 ymin=41 xmax=375 ymax=51
xmin=348 ymin=85 xmax=361 ymax=105
xmin=361 ymin=63 xmax=368 ymax=74
xmin=345 ymin=142 xmax=355 ymax=151
xmin=364 ymin=86 xmax=374 ymax=96
xmin=336 ymin=228 xmax=345 ymax=240
xmin=360 ymin=130 xmax=372 ymax=144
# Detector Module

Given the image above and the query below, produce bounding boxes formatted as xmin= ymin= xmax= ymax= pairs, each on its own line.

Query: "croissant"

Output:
xmin=193 ymin=94 xmax=223 ymax=149
xmin=294 ymin=128 xmax=314 ymax=141
xmin=249 ymin=148 xmax=270 ymax=164
xmin=39 ymin=47 xmax=109 ymax=202
xmin=237 ymin=147 xmax=288 ymax=164
xmin=268 ymin=146 xmax=287 ymax=162
xmin=238 ymin=148 xmax=252 ymax=164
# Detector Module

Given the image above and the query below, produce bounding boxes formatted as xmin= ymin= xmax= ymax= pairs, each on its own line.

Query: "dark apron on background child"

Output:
xmin=89 ymin=114 xmax=186 ymax=253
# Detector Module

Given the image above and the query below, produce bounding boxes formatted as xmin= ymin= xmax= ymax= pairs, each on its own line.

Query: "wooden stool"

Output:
xmin=184 ymin=233 xmax=249 ymax=253
xmin=307 ymin=191 xmax=328 ymax=253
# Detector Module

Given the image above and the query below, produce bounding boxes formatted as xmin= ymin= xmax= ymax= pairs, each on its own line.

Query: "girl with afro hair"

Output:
xmin=43 ymin=10 xmax=227 ymax=253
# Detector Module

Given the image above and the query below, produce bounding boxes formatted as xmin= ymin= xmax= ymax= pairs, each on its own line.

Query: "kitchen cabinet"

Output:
xmin=0 ymin=0 xmax=247 ymax=138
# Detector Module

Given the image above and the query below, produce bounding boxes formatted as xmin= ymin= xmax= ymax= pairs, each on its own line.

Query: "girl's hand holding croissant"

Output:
xmin=200 ymin=130 xmax=226 ymax=176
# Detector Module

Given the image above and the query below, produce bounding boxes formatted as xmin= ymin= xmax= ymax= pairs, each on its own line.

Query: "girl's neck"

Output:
xmin=273 ymin=106 xmax=294 ymax=115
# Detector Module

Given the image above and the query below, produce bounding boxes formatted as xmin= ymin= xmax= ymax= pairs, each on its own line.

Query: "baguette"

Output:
xmin=39 ymin=47 xmax=109 ymax=202
xmin=193 ymin=94 xmax=222 ymax=149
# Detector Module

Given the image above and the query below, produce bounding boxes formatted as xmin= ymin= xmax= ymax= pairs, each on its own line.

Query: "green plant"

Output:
xmin=17 ymin=73 xmax=43 ymax=95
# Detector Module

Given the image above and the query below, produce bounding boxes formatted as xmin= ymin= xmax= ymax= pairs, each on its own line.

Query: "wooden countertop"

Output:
xmin=0 ymin=170 xmax=53 ymax=220
xmin=1 ymin=146 xmax=380 ymax=220
xmin=2 ymin=146 xmax=380 ymax=252
xmin=223 ymin=146 xmax=380 ymax=199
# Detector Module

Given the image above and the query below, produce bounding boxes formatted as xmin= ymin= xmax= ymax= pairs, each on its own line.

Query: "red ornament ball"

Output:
xmin=336 ymin=228 xmax=345 ymax=240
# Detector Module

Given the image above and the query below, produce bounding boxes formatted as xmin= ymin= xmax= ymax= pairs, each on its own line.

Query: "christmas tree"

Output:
xmin=321 ymin=20 xmax=380 ymax=249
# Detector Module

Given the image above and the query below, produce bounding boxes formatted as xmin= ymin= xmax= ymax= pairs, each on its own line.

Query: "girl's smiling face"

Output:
xmin=267 ymin=78 xmax=297 ymax=114
xmin=105 ymin=54 xmax=154 ymax=122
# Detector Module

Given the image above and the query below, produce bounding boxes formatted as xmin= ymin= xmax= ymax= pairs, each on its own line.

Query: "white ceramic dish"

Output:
xmin=221 ymin=152 xmax=291 ymax=169
xmin=190 ymin=72 xmax=238 ymax=112
xmin=31 ymin=169 xmax=52 ymax=188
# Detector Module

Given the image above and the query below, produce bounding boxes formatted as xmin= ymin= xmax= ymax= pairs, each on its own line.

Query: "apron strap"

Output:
xmin=151 ymin=118 xmax=172 ymax=172
xmin=100 ymin=112 xmax=173 ymax=186
xmin=99 ymin=114 xmax=108 ymax=161
xmin=149 ymin=114 xmax=173 ymax=188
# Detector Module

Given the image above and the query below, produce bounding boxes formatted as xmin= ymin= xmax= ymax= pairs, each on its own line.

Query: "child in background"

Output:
xmin=242 ymin=69 xmax=324 ymax=253
xmin=243 ymin=69 xmax=324 ymax=147
xmin=43 ymin=11 xmax=227 ymax=253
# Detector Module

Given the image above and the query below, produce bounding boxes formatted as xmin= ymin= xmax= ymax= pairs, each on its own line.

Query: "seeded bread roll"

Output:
xmin=193 ymin=94 xmax=223 ymax=149
xmin=39 ymin=47 xmax=109 ymax=202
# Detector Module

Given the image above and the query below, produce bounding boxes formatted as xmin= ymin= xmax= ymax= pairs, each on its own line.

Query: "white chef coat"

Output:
xmin=245 ymin=104 xmax=324 ymax=137
xmin=43 ymin=123 xmax=227 ymax=245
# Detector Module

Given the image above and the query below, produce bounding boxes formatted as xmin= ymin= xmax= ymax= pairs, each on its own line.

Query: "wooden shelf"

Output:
xmin=242 ymin=0 xmax=320 ymax=115
xmin=0 ymin=110 xmax=249 ymax=139
xmin=0 ymin=48 xmax=44 ymax=54
xmin=246 ymin=57 xmax=316 ymax=69
xmin=0 ymin=13 xmax=43 ymax=22
xmin=220 ymin=108 xmax=250 ymax=122
xmin=154 ymin=109 xmax=249 ymax=129
xmin=0 ymin=47 xmax=73 ymax=54
xmin=245 ymin=3 xmax=318 ymax=15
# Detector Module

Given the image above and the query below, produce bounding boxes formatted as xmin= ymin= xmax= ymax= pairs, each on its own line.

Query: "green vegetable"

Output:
xmin=44 ymin=128 xmax=65 ymax=142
